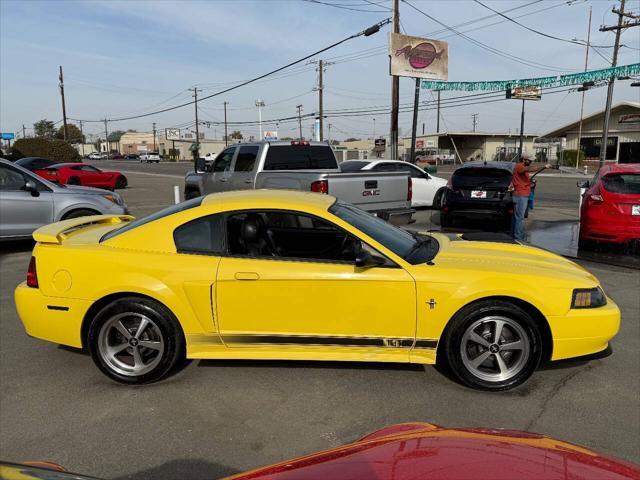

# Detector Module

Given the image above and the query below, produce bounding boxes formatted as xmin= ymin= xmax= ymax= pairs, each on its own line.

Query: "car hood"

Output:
xmin=54 ymin=185 xmax=113 ymax=195
xmin=426 ymin=233 xmax=598 ymax=287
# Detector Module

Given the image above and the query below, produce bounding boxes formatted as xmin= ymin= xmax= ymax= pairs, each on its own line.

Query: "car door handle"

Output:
xmin=219 ymin=178 xmax=228 ymax=182
xmin=244 ymin=179 xmax=253 ymax=184
xmin=235 ymin=272 xmax=260 ymax=281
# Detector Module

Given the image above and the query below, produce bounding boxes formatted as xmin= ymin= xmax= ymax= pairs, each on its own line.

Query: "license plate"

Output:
xmin=471 ymin=190 xmax=487 ymax=199
xmin=632 ymin=205 xmax=640 ymax=216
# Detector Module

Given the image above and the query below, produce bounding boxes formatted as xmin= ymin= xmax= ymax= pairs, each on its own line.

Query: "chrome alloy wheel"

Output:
xmin=97 ymin=312 xmax=165 ymax=377
xmin=460 ymin=315 xmax=530 ymax=382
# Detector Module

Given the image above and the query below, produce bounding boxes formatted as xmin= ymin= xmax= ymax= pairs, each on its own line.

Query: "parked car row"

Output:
xmin=85 ymin=152 xmax=161 ymax=161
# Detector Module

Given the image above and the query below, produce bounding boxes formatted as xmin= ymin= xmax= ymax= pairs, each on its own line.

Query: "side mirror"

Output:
xmin=24 ymin=180 xmax=39 ymax=197
xmin=355 ymin=250 xmax=386 ymax=268
xmin=577 ymin=180 xmax=590 ymax=189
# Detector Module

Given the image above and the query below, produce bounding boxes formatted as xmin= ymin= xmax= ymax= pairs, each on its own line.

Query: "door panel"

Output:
xmin=228 ymin=145 xmax=259 ymax=191
xmin=0 ymin=191 xmax=53 ymax=237
xmin=215 ymin=256 xmax=416 ymax=349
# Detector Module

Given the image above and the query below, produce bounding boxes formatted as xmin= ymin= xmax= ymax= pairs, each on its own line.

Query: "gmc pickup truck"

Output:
xmin=184 ymin=141 xmax=414 ymax=224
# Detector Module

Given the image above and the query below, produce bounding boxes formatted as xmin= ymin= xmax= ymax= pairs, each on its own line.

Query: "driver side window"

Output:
xmin=0 ymin=165 xmax=26 ymax=191
xmin=213 ymin=148 xmax=236 ymax=172
xmin=226 ymin=210 xmax=368 ymax=264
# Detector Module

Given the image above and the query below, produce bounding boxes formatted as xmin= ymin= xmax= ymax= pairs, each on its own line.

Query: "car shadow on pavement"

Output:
xmin=112 ymin=458 xmax=240 ymax=480
xmin=0 ymin=239 xmax=35 ymax=256
xmin=197 ymin=359 xmax=424 ymax=372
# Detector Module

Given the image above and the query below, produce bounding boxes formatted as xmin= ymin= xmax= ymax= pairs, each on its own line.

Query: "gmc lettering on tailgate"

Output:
xmin=362 ymin=189 xmax=380 ymax=196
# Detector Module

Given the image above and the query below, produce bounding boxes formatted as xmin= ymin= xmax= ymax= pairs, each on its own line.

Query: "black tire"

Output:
xmin=439 ymin=212 xmax=452 ymax=228
xmin=87 ymin=297 xmax=185 ymax=384
xmin=184 ymin=189 xmax=200 ymax=200
xmin=432 ymin=188 xmax=445 ymax=210
xmin=438 ymin=300 xmax=542 ymax=391
xmin=67 ymin=176 xmax=81 ymax=185
xmin=62 ymin=208 xmax=100 ymax=220
xmin=115 ymin=175 xmax=128 ymax=189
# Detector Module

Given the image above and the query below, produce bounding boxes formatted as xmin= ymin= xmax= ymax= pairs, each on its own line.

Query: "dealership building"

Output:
xmin=542 ymin=101 xmax=639 ymax=164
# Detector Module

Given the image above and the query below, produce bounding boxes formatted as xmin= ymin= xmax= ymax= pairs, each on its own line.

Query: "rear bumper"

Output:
xmin=14 ymin=283 xmax=90 ymax=348
xmin=548 ymin=296 xmax=621 ymax=361
xmin=443 ymin=195 xmax=512 ymax=218
xmin=580 ymin=222 xmax=640 ymax=243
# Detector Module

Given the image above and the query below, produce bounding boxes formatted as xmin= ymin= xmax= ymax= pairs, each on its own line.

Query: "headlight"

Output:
xmin=571 ymin=287 xmax=607 ymax=309
xmin=102 ymin=194 xmax=123 ymax=206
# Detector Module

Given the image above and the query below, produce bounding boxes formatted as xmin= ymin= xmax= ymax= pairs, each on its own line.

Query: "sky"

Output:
xmin=1 ymin=0 xmax=639 ymax=142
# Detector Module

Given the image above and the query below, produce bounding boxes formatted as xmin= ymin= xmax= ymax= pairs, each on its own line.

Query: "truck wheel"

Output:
xmin=184 ymin=189 xmax=200 ymax=200
xmin=440 ymin=212 xmax=452 ymax=228
xmin=432 ymin=188 xmax=445 ymax=210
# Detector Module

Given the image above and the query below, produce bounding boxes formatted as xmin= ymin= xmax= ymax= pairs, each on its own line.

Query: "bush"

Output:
xmin=11 ymin=138 xmax=81 ymax=163
xmin=557 ymin=149 xmax=585 ymax=167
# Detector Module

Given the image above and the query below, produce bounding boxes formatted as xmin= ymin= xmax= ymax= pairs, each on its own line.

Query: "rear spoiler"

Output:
xmin=33 ymin=215 xmax=134 ymax=244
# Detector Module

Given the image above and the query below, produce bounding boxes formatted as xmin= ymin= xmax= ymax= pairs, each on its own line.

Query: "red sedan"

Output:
xmin=579 ymin=163 xmax=640 ymax=248
xmin=4 ymin=423 xmax=639 ymax=480
xmin=34 ymin=163 xmax=128 ymax=190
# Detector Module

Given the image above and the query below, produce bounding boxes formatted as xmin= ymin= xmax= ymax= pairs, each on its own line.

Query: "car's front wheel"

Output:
xmin=88 ymin=297 xmax=185 ymax=384
xmin=439 ymin=300 xmax=542 ymax=391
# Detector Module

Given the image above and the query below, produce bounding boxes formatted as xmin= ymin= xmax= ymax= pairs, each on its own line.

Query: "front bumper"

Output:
xmin=15 ymin=283 xmax=91 ymax=348
xmin=548 ymin=296 xmax=621 ymax=361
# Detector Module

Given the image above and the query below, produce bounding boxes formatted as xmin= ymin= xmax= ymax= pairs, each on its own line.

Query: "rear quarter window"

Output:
xmin=263 ymin=146 xmax=337 ymax=170
xmin=174 ymin=214 xmax=225 ymax=254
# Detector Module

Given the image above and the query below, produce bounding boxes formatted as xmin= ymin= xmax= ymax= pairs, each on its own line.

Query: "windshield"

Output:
xmin=329 ymin=201 xmax=438 ymax=264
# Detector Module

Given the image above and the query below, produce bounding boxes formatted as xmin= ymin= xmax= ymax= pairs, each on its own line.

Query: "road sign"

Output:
xmin=263 ymin=131 xmax=278 ymax=141
xmin=165 ymin=128 xmax=180 ymax=140
xmin=1 ymin=132 xmax=15 ymax=140
xmin=389 ymin=33 xmax=448 ymax=80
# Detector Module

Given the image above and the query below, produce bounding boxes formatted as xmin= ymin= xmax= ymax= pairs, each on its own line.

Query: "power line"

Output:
xmin=72 ymin=19 xmax=390 ymax=124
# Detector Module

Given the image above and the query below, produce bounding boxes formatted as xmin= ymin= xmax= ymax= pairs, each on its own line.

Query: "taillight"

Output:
xmin=27 ymin=256 xmax=38 ymax=288
xmin=291 ymin=140 xmax=310 ymax=146
xmin=311 ymin=180 xmax=328 ymax=194
xmin=589 ymin=194 xmax=604 ymax=203
xmin=407 ymin=177 xmax=412 ymax=202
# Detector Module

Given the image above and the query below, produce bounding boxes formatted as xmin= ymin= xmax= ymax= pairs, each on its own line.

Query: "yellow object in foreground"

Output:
xmin=14 ymin=190 xmax=620 ymax=391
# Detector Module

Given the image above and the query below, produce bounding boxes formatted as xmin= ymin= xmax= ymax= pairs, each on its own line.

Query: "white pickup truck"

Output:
xmin=184 ymin=141 xmax=414 ymax=224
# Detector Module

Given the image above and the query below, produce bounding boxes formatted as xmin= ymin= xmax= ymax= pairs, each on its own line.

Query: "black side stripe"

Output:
xmin=415 ymin=340 xmax=438 ymax=349
xmin=221 ymin=334 xmax=437 ymax=349
xmin=47 ymin=305 xmax=69 ymax=311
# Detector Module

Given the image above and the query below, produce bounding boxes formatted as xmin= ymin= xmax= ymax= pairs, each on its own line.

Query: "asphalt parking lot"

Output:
xmin=1 ymin=163 xmax=639 ymax=479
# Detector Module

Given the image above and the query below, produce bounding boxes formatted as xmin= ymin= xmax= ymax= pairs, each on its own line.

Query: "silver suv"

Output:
xmin=0 ymin=158 xmax=129 ymax=240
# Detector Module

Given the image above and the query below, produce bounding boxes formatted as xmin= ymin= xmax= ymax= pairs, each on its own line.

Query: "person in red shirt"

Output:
xmin=511 ymin=153 xmax=551 ymax=240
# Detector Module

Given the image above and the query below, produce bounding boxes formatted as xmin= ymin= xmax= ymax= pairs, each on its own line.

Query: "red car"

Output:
xmin=34 ymin=163 xmax=128 ymax=190
xmin=3 ymin=423 xmax=639 ymax=480
xmin=579 ymin=163 xmax=640 ymax=248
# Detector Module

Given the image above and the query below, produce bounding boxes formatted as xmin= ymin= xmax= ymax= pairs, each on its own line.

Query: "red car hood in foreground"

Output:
xmin=226 ymin=423 xmax=640 ymax=480
xmin=2 ymin=423 xmax=639 ymax=480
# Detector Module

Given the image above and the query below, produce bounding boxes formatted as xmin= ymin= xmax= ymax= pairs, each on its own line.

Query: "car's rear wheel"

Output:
xmin=62 ymin=208 xmax=100 ymax=220
xmin=67 ymin=176 xmax=81 ymax=185
xmin=184 ymin=188 xmax=200 ymax=200
xmin=439 ymin=300 xmax=541 ymax=391
xmin=88 ymin=297 xmax=185 ymax=384
xmin=115 ymin=175 xmax=127 ymax=189
xmin=432 ymin=188 xmax=446 ymax=209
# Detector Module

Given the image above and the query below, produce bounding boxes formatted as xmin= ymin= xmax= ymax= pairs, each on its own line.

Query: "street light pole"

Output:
xmin=518 ymin=99 xmax=525 ymax=159
xmin=255 ymin=99 xmax=265 ymax=140
xmin=297 ymin=104 xmax=303 ymax=140
xmin=576 ymin=7 xmax=592 ymax=168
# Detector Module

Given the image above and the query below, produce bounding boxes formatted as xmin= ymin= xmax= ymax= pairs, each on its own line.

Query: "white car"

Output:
xmin=139 ymin=152 xmax=160 ymax=163
xmin=87 ymin=152 xmax=106 ymax=160
xmin=340 ymin=160 xmax=448 ymax=208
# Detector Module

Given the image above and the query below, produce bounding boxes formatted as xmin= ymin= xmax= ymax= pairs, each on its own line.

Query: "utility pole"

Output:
xmin=189 ymin=87 xmax=202 ymax=168
xmin=390 ymin=0 xmax=400 ymax=159
xmin=224 ymin=101 xmax=228 ymax=147
xmin=328 ymin=123 xmax=332 ymax=144
xmin=255 ymin=99 xmax=265 ymax=140
xmin=436 ymin=91 xmax=441 ymax=133
xmin=373 ymin=118 xmax=376 ymax=138
xmin=409 ymin=78 xmax=420 ymax=164
xmin=152 ymin=122 xmax=157 ymax=151
xmin=472 ymin=113 xmax=479 ymax=132
xmin=103 ymin=119 xmax=110 ymax=158
xmin=296 ymin=104 xmax=303 ymax=140
xmin=79 ymin=120 xmax=84 ymax=156
xmin=22 ymin=124 xmax=26 ymax=138
xmin=598 ymin=0 xmax=639 ymax=166
xmin=518 ymin=100 xmax=525 ymax=158
xmin=59 ymin=66 xmax=68 ymax=141
xmin=576 ymin=7 xmax=592 ymax=169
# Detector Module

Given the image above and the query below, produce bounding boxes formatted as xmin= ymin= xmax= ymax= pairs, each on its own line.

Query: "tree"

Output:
xmin=33 ymin=119 xmax=56 ymax=138
xmin=230 ymin=130 xmax=243 ymax=140
xmin=12 ymin=138 xmax=80 ymax=162
xmin=55 ymin=124 xmax=84 ymax=143
xmin=344 ymin=137 xmax=361 ymax=142
xmin=107 ymin=130 xmax=126 ymax=143
xmin=281 ymin=136 xmax=293 ymax=141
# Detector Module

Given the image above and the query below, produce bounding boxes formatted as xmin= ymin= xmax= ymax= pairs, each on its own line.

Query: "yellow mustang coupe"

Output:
xmin=15 ymin=190 xmax=620 ymax=390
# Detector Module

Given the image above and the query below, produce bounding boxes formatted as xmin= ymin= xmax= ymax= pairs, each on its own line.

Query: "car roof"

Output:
xmin=457 ymin=160 xmax=516 ymax=171
xmin=201 ymin=188 xmax=336 ymax=211
xmin=603 ymin=163 xmax=640 ymax=174
xmin=45 ymin=162 xmax=81 ymax=169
